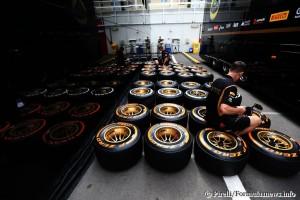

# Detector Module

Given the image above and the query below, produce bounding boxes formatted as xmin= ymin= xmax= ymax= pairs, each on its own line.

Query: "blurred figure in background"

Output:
xmin=145 ymin=36 xmax=151 ymax=57
xmin=116 ymin=47 xmax=125 ymax=66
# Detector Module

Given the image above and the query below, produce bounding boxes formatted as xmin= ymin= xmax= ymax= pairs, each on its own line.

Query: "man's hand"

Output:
xmin=244 ymin=106 xmax=252 ymax=116
xmin=219 ymin=104 xmax=246 ymax=116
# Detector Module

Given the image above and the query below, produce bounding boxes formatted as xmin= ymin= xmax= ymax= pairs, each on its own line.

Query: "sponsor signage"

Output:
xmin=213 ymin=25 xmax=219 ymax=30
xmin=269 ymin=10 xmax=289 ymax=22
xmin=210 ymin=0 xmax=221 ymax=21
xmin=253 ymin=17 xmax=266 ymax=25
xmin=241 ymin=20 xmax=251 ymax=26
xmin=233 ymin=22 xmax=239 ymax=28
xmin=207 ymin=27 xmax=213 ymax=31
xmin=225 ymin=23 xmax=232 ymax=29
xmin=219 ymin=25 xmax=225 ymax=31
xmin=295 ymin=7 xmax=300 ymax=19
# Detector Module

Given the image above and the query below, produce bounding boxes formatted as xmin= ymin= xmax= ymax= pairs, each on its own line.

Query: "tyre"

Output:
xmin=128 ymin=87 xmax=155 ymax=108
xmin=156 ymin=80 xmax=178 ymax=89
xmin=43 ymin=120 xmax=86 ymax=153
xmin=67 ymin=87 xmax=90 ymax=103
xmin=184 ymin=89 xmax=208 ymax=110
xmin=194 ymin=128 xmax=249 ymax=175
xmin=133 ymin=80 xmax=154 ymax=89
xmin=179 ymin=81 xmax=201 ymax=92
xmin=144 ymin=122 xmax=192 ymax=171
xmin=115 ymin=103 xmax=150 ymax=135
xmin=140 ymin=71 xmax=157 ymax=82
xmin=152 ymin=103 xmax=188 ymax=127
xmin=40 ymin=101 xmax=71 ymax=123
xmin=68 ymin=102 xmax=101 ymax=127
xmin=141 ymin=67 xmax=156 ymax=72
xmin=202 ymin=82 xmax=212 ymax=92
xmin=195 ymin=72 xmax=214 ymax=84
xmin=22 ymin=88 xmax=47 ymax=103
xmin=158 ymin=70 xmax=176 ymax=80
xmin=252 ymin=111 xmax=271 ymax=128
xmin=94 ymin=122 xmax=142 ymax=170
xmin=246 ymin=128 xmax=300 ymax=175
xmin=191 ymin=69 xmax=202 ymax=73
xmin=158 ymin=67 xmax=173 ymax=72
xmin=225 ymin=92 xmax=242 ymax=107
xmin=44 ymin=88 xmax=68 ymax=102
xmin=91 ymin=87 xmax=115 ymax=107
xmin=177 ymin=72 xmax=194 ymax=83
xmin=0 ymin=121 xmax=11 ymax=139
xmin=189 ymin=106 xmax=207 ymax=136
xmin=1 ymin=119 xmax=47 ymax=161
xmin=156 ymin=88 xmax=183 ymax=105
xmin=18 ymin=103 xmax=42 ymax=118
xmin=105 ymin=80 xmax=123 ymax=92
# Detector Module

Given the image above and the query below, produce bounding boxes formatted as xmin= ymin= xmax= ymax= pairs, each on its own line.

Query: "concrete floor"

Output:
xmin=69 ymin=54 xmax=300 ymax=200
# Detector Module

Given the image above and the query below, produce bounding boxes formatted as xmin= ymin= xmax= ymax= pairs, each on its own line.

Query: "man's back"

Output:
xmin=206 ymin=75 xmax=236 ymax=126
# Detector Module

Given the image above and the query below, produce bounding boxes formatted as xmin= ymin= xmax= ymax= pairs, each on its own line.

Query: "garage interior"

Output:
xmin=2 ymin=0 xmax=300 ymax=200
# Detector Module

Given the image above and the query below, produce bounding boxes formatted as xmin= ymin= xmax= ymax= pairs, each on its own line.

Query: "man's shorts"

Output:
xmin=221 ymin=115 xmax=250 ymax=131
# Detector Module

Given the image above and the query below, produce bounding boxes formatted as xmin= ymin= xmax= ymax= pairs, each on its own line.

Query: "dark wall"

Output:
xmin=2 ymin=0 xmax=101 ymax=118
xmin=200 ymin=0 xmax=300 ymax=117
xmin=5 ymin=0 xmax=100 ymax=87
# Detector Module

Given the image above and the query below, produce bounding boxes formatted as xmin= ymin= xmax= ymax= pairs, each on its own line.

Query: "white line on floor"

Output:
xmin=261 ymin=112 xmax=280 ymax=115
xmin=171 ymin=54 xmax=178 ymax=64
xmin=223 ymin=175 xmax=251 ymax=200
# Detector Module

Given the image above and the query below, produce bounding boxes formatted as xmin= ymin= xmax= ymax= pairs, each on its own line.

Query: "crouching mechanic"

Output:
xmin=206 ymin=61 xmax=261 ymax=135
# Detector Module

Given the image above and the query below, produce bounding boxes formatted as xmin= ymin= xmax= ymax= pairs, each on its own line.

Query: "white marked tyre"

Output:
xmin=144 ymin=123 xmax=192 ymax=171
xmin=156 ymin=80 xmax=178 ymax=89
xmin=152 ymin=103 xmax=187 ymax=127
xmin=128 ymin=87 xmax=155 ymax=108
xmin=189 ymin=106 xmax=207 ymax=135
xmin=184 ymin=89 xmax=208 ymax=110
xmin=156 ymin=88 xmax=183 ymax=105
xmin=179 ymin=81 xmax=201 ymax=92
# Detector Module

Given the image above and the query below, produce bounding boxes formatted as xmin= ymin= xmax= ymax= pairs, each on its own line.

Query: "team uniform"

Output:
xmin=206 ymin=75 xmax=250 ymax=131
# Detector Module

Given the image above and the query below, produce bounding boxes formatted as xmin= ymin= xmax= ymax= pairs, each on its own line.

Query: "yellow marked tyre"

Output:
xmin=247 ymin=128 xmax=300 ymax=175
xmin=194 ymin=128 xmax=249 ymax=175
xmin=94 ymin=122 xmax=142 ymax=170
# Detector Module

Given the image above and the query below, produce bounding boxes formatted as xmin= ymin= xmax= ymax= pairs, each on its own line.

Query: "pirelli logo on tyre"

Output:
xmin=269 ymin=10 xmax=289 ymax=22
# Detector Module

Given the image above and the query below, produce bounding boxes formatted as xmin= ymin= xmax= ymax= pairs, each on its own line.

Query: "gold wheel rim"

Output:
xmin=160 ymin=80 xmax=174 ymax=86
xmin=185 ymin=82 xmax=196 ymax=86
xmin=257 ymin=131 xmax=293 ymax=150
xmin=159 ymin=105 xmax=180 ymax=116
xmin=104 ymin=126 xmax=131 ymax=144
xmin=191 ymin=90 xmax=206 ymax=97
xmin=136 ymin=80 xmax=151 ymax=86
xmin=155 ymin=127 xmax=181 ymax=144
xmin=162 ymin=89 xmax=178 ymax=95
xmin=120 ymin=105 xmax=143 ymax=116
xmin=207 ymin=131 xmax=238 ymax=151
xmin=133 ymin=88 xmax=151 ymax=95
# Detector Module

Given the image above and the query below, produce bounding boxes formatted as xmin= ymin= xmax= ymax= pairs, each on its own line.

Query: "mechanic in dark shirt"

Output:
xmin=160 ymin=46 xmax=170 ymax=66
xmin=206 ymin=61 xmax=261 ymax=135
xmin=116 ymin=47 xmax=125 ymax=66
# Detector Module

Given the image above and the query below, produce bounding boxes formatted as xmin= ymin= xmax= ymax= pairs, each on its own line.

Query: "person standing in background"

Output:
xmin=116 ymin=47 xmax=125 ymax=66
xmin=145 ymin=36 xmax=151 ymax=57
xmin=157 ymin=36 xmax=164 ymax=56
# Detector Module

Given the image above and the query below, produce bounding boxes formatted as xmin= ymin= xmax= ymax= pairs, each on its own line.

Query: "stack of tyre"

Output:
xmin=94 ymin=62 xmax=300 ymax=176
xmin=94 ymin=63 xmax=210 ymax=171
xmin=0 ymin=61 xmax=141 ymax=163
